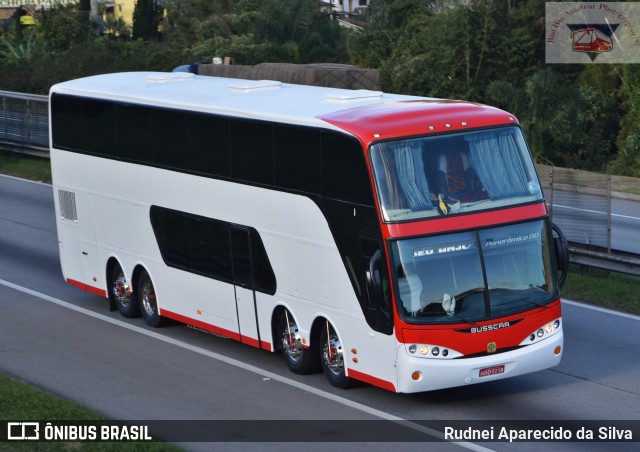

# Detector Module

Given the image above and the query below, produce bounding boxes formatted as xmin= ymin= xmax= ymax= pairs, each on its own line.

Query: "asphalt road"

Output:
xmin=0 ymin=174 xmax=639 ymax=451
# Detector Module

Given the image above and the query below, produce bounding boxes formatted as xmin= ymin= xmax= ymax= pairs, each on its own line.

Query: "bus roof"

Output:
xmin=50 ymin=71 xmax=517 ymax=144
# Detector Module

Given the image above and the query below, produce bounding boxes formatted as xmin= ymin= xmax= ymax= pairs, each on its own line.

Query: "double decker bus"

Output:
xmin=49 ymin=71 xmax=568 ymax=393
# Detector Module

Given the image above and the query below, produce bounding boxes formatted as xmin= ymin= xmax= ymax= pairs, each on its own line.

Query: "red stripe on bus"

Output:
xmin=261 ymin=341 xmax=272 ymax=351
xmin=67 ymin=278 xmax=107 ymax=297
xmin=347 ymin=368 xmax=396 ymax=392
xmin=241 ymin=335 xmax=262 ymax=349
xmin=163 ymin=310 xmax=272 ymax=351
xmin=161 ymin=309 xmax=243 ymax=342
xmin=383 ymin=203 xmax=547 ymax=239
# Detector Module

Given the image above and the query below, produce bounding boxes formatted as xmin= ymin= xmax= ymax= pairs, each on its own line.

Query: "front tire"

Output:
xmin=138 ymin=271 xmax=167 ymax=327
xmin=109 ymin=262 xmax=140 ymax=318
xmin=320 ymin=321 xmax=352 ymax=388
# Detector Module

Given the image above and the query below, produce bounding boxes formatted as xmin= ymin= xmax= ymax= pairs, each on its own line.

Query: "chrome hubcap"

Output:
xmin=112 ymin=273 xmax=131 ymax=306
xmin=141 ymin=280 xmax=156 ymax=316
xmin=281 ymin=323 xmax=304 ymax=363
xmin=322 ymin=334 xmax=344 ymax=376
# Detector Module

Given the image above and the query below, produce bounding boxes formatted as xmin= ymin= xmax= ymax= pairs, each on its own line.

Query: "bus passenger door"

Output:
xmin=231 ymin=226 xmax=261 ymax=348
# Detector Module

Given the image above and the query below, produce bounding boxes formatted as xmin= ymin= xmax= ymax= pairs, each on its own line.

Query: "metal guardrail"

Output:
xmin=0 ymin=90 xmax=638 ymax=277
xmin=569 ymin=245 xmax=640 ymax=277
xmin=0 ymin=90 xmax=49 ymax=158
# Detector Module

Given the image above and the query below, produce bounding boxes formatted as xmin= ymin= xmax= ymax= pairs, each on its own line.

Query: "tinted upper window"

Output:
xmin=230 ymin=120 xmax=274 ymax=185
xmin=322 ymin=134 xmax=373 ymax=206
xmin=51 ymin=94 xmax=83 ymax=150
xmin=189 ymin=114 xmax=230 ymax=177
xmin=116 ymin=104 xmax=152 ymax=162
xmin=153 ymin=108 xmax=189 ymax=169
xmin=274 ymin=125 xmax=321 ymax=194
xmin=83 ymin=99 xmax=116 ymax=156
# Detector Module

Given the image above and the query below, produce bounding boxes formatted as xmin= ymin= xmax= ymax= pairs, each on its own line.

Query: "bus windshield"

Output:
xmin=391 ymin=219 xmax=557 ymax=324
xmin=370 ymin=126 xmax=543 ymax=222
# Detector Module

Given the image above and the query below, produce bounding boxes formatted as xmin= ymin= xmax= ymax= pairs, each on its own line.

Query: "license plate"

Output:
xmin=479 ymin=364 xmax=505 ymax=377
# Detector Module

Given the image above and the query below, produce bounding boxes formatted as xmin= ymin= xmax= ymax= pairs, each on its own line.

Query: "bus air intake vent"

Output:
xmin=146 ymin=73 xmax=195 ymax=84
xmin=58 ymin=189 xmax=78 ymax=222
xmin=229 ymin=80 xmax=282 ymax=93
xmin=324 ymin=90 xmax=383 ymax=103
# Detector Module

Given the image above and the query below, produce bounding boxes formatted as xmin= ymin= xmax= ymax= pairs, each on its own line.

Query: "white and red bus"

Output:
xmin=49 ymin=72 xmax=568 ymax=393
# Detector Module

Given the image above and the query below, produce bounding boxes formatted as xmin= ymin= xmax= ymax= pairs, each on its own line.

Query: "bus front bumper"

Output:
xmin=395 ymin=331 xmax=563 ymax=393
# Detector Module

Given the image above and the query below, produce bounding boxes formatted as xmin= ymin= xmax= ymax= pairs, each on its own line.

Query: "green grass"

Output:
xmin=0 ymin=152 xmax=52 ymax=184
xmin=561 ymin=265 xmax=640 ymax=315
xmin=0 ymin=373 xmax=181 ymax=451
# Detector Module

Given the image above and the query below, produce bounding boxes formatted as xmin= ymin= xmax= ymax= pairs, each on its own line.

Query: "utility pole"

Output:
xmin=90 ymin=0 xmax=99 ymax=24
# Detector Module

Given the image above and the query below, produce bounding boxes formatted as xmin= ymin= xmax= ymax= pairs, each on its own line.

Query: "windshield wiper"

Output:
xmin=490 ymin=287 xmax=551 ymax=309
xmin=447 ymin=311 xmax=479 ymax=326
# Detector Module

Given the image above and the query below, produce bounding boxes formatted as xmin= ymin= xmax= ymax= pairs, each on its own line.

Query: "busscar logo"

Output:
xmin=455 ymin=319 xmax=522 ymax=334
xmin=568 ymin=24 xmax=619 ymax=61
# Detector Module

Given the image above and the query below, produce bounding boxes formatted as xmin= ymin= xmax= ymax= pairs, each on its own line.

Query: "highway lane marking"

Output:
xmin=550 ymin=203 xmax=640 ymax=221
xmin=562 ymin=298 xmax=640 ymax=321
xmin=0 ymin=277 xmax=490 ymax=451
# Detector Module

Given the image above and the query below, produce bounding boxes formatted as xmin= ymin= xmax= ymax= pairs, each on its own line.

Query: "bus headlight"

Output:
xmin=404 ymin=343 xmax=463 ymax=359
xmin=520 ymin=318 xmax=562 ymax=346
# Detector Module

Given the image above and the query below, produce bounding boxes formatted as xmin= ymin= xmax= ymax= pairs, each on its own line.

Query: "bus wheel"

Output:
xmin=320 ymin=321 xmax=352 ymax=388
xmin=277 ymin=310 xmax=317 ymax=375
xmin=138 ymin=271 xmax=165 ymax=327
xmin=109 ymin=262 xmax=140 ymax=318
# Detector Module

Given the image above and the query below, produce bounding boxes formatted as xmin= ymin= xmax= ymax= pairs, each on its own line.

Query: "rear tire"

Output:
xmin=138 ymin=271 xmax=167 ymax=327
xmin=109 ymin=262 xmax=140 ymax=318
xmin=277 ymin=310 xmax=319 ymax=374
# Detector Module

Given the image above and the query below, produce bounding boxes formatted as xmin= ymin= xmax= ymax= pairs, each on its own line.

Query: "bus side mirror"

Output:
xmin=551 ymin=222 xmax=569 ymax=288
xmin=366 ymin=250 xmax=384 ymax=307
xmin=366 ymin=249 xmax=393 ymax=334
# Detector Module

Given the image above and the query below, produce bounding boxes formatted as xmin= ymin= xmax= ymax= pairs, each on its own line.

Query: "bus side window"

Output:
xmin=321 ymin=134 xmax=374 ymax=206
xmin=230 ymin=120 xmax=274 ymax=186
xmin=273 ymin=125 xmax=321 ymax=194
xmin=116 ymin=104 xmax=152 ymax=163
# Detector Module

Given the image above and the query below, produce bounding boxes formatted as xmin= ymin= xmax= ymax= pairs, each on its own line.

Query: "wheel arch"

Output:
xmin=271 ymin=305 xmax=288 ymax=352
xmin=131 ymin=263 xmax=152 ymax=295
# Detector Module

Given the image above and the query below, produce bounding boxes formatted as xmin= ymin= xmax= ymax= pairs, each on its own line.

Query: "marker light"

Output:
xmin=554 ymin=346 xmax=562 ymax=355
xmin=411 ymin=371 xmax=422 ymax=381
